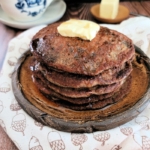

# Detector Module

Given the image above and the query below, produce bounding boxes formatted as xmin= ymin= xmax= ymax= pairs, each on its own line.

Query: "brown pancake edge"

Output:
xmin=32 ymin=71 xmax=125 ymax=98
xmin=12 ymin=46 xmax=150 ymax=133
xmin=30 ymin=58 xmax=133 ymax=88
xmin=30 ymin=24 xmax=135 ymax=76
xmin=51 ymin=76 xmax=131 ymax=110
xmin=33 ymin=71 xmax=131 ymax=106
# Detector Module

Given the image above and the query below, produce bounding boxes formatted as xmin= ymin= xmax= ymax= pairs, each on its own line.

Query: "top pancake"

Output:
xmin=30 ymin=22 xmax=135 ymax=76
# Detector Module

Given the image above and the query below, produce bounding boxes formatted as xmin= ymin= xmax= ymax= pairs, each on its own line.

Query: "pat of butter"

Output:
xmin=100 ymin=0 xmax=119 ymax=19
xmin=57 ymin=19 xmax=100 ymax=41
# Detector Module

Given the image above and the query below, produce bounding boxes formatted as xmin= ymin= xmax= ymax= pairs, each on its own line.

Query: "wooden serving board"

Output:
xmin=12 ymin=46 xmax=150 ymax=133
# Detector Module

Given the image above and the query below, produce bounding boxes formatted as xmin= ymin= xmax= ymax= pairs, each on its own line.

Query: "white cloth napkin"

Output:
xmin=0 ymin=17 xmax=150 ymax=150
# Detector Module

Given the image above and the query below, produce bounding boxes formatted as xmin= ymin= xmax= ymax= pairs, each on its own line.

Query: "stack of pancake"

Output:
xmin=30 ymin=22 xmax=135 ymax=111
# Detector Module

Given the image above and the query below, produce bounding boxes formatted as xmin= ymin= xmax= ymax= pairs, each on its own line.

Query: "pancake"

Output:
xmin=33 ymin=71 xmax=125 ymax=98
xmin=49 ymin=75 xmax=132 ymax=110
xmin=30 ymin=58 xmax=132 ymax=88
xmin=34 ymin=76 xmax=130 ymax=105
xmin=28 ymin=21 xmax=135 ymax=112
xmin=30 ymin=23 xmax=135 ymax=76
xmin=34 ymin=77 xmax=121 ymax=104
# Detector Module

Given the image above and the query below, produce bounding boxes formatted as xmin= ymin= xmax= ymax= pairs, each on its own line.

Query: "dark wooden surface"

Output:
xmin=0 ymin=1 xmax=150 ymax=149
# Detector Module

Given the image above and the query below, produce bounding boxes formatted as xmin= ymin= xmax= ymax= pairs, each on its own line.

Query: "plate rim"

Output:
xmin=11 ymin=46 xmax=150 ymax=133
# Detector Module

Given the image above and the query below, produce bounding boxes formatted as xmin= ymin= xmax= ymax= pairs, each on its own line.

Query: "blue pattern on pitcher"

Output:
xmin=15 ymin=0 xmax=47 ymax=17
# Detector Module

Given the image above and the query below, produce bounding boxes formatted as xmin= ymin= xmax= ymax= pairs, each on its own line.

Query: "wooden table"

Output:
xmin=0 ymin=1 xmax=150 ymax=149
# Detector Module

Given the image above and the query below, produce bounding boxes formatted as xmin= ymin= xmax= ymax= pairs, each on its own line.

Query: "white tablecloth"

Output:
xmin=0 ymin=17 xmax=150 ymax=150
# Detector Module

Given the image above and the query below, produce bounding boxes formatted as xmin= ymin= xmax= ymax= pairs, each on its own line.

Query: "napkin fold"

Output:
xmin=0 ymin=17 xmax=150 ymax=150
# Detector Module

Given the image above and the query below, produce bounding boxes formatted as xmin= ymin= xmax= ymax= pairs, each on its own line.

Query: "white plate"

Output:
xmin=0 ymin=0 xmax=66 ymax=29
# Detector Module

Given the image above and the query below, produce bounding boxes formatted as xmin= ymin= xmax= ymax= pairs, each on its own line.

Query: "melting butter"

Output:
xmin=57 ymin=19 xmax=100 ymax=41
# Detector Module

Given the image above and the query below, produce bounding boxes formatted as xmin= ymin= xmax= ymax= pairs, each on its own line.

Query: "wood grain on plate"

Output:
xmin=12 ymin=46 xmax=150 ymax=133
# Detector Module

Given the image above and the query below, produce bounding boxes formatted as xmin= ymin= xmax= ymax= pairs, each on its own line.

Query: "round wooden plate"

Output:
xmin=12 ymin=46 xmax=150 ymax=133
xmin=90 ymin=4 xmax=129 ymax=23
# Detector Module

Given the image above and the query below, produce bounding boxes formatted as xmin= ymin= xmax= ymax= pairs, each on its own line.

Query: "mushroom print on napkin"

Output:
xmin=8 ymin=42 xmax=15 ymax=52
xmin=133 ymin=133 xmax=150 ymax=150
xmin=11 ymin=113 xmax=26 ymax=136
xmin=19 ymin=43 xmax=29 ymax=55
xmin=135 ymin=116 xmax=150 ymax=130
xmin=10 ymin=99 xmax=21 ymax=114
xmin=71 ymin=133 xmax=88 ymax=150
xmin=7 ymin=56 xmax=17 ymax=66
xmin=93 ymin=132 xmax=110 ymax=146
xmin=34 ymin=121 xmax=44 ymax=130
xmin=119 ymin=125 xmax=133 ymax=136
xmin=0 ymin=82 xmax=11 ymax=93
xmin=48 ymin=131 xmax=65 ymax=150
xmin=29 ymin=136 xmax=43 ymax=150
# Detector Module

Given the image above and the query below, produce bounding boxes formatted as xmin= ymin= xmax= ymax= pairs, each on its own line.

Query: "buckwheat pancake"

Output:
xmin=28 ymin=22 xmax=135 ymax=110
xmin=30 ymin=23 xmax=135 ymax=76
xmin=36 ymin=83 xmax=120 ymax=104
xmin=53 ymin=76 xmax=131 ymax=110
xmin=31 ymin=58 xmax=132 ymax=88
xmin=33 ymin=74 xmax=131 ymax=106
xmin=33 ymin=71 xmax=124 ymax=98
